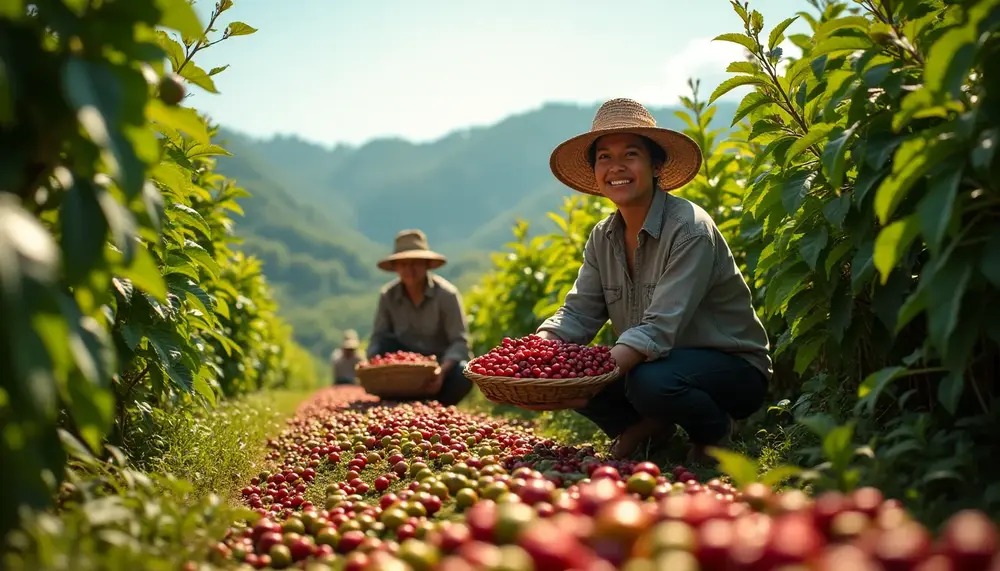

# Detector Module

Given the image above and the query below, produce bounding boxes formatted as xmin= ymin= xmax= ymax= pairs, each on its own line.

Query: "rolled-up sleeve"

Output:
xmin=441 ymin=290 xmax=472 ymax=363
xmin=616 ymin=233 xmax=715 ymax=360
xmin=367 ymin=293 xmax=392 ymax=359
xmin=536 ymin=227 xmax=609 ymax=345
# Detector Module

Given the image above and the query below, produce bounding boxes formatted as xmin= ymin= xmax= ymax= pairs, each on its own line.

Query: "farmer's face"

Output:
xmin=592 ymin=133 xmax=658 ymax=207
xmin=394 ymin=259 xmax=428 ymax=287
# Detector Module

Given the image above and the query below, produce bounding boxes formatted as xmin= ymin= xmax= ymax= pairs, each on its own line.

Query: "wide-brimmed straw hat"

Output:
xmin=341 ymin=329 xmax=359 ymax=349
xmin=376 ymin=229 xmax=447 ymax=272
xmin=549 ymin=98 xmax=703 ymax=196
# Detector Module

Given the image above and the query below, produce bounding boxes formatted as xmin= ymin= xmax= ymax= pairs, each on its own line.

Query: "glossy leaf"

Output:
xmin=768 ymin=16 xmax=799 ymax=50
xmin=873 ymin=214 xmax=920 ymax=283
xmin=874 ymin=129 xmax=962 ymax=224
xmin=155 ymin=0 xmax=205 ymax=39
xmin=225 ymin=21 xmax=257 ymax=36
xmin=709 ymin=75 xmax=767 ymax=105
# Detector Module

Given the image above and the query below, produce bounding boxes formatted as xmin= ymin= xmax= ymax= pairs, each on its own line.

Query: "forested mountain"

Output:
xmin=212 ymin=100 xmax=738 ymax=357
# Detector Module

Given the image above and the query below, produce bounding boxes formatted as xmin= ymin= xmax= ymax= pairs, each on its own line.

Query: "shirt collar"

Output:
xmin=604 ymin=189 xmax=667 ymax=240
xmin=391 ymin=274 xmax=437 ymax=302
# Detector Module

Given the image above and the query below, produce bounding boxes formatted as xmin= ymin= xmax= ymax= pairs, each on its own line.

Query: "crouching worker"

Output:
xmin=517 ymin=98 xmax=773 ymax=464
xmin=330 ymin=330 xmax=362 ymax=385
xmin=365 ymin=229 xmax=474 ymax=407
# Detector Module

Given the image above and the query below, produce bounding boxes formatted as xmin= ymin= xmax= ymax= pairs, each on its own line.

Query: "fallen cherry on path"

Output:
xmin=205 ymin=386 xmax=1000 ymax=571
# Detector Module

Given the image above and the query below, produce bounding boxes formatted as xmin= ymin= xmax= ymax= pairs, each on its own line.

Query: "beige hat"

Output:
xmin=341 ymin=329 xmax=359 ymax=349
xmin=549 ymin=98 xmax=703 ymax=196
xmin=376 ymin=229 xmax=447 ymax=272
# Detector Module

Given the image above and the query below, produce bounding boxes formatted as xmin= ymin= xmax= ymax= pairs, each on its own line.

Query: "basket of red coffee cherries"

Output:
xmin=463 ymin=335 xmax=619 ymax=406
xmin=355 ymin=351 xmax=440 ymax=399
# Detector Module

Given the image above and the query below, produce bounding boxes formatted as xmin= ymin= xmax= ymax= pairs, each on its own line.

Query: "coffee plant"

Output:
xmin=0 ymin=0 xmax=314 ymax=544
xmin=706 ymin=0 xmax=1000 ymax=524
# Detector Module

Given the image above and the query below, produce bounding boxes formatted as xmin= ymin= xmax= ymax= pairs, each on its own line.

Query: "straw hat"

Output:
xmin=341 ymin=329 xmax=359 ymax=349
xmin=376 ymin=229 xmax=447 ymax=272
xmin=549 ymin=98 xmax=703 ymax=196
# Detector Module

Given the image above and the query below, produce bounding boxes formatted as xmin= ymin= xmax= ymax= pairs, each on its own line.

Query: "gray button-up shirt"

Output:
xmin=537 ymin=190 xmax=773 ymax=380
xmin=367 ymin=274 xmax=472 ymax=364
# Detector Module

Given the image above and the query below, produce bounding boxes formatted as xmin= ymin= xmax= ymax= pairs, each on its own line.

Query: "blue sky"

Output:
xmin=187 ymin=0 xmax=811 ymax=147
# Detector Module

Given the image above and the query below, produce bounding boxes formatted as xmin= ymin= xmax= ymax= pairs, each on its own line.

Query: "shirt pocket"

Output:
xmin=643 ymin=283 xmax=657 ymax=311
xmin=603 ymin=285 xmax=623 ymax=306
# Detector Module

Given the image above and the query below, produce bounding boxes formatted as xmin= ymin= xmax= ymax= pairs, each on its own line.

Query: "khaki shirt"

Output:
xmin=367 ymin=274 xmax=472 ymax=364
xmin=331 ymin=348 xmax=361 ymax=381
xmin=537 ymin=190 xmax=773 ymax=380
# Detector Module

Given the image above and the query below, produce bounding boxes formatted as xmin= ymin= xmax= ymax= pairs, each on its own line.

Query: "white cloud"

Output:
xmin=632 ymin=36 xmax=803 ymax=107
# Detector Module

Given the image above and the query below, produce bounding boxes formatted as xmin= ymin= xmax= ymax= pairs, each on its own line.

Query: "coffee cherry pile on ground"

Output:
xmin=468 ymin=335 xmax=616 ymax=379
xmin=210 ymin=387 xmax=1000 ymax=570
xmin=363 ymin=351 xmax=438 ymax=367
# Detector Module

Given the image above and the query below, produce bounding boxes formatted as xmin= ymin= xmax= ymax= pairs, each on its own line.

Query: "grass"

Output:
xmin=125 ymin=389 xmax=314 ymax=506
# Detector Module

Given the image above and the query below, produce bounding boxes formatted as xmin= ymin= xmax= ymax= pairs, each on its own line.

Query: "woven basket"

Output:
xmin=463 ymin=358 xmax=620 ymax=406
xmin=355 ymin=362 xmax=439 ymax=399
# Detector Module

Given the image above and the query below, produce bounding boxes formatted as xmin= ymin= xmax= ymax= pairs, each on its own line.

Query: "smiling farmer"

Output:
xmin=365 ymin=229 xmax=474 ymax=406
xmin=523 ymin=98 xmax=772 ymax=463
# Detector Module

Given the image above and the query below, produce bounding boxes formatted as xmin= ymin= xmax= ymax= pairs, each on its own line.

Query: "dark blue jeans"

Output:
xmin=372 ymin=339 xmax=473 ymax=407
xmin=574 ymin=348 xmax=767 ymax=445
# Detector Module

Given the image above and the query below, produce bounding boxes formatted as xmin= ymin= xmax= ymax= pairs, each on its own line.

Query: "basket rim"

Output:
xmin=463 ymin=361 xmax=620 ymax=387
xmin=355 ymin=361 xmax=439 ymax=373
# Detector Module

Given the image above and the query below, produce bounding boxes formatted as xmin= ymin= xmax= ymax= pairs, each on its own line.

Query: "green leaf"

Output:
xmin=709 ymin=75 xmax=766 ymax=105
xmin=96 ymin=185 xmax=138 ymax=265
xmin=225 ymin=21 xmax=258 ymax=36
xmin=873 ymin=214 xmax=920 ymax=284
xmin=927 ymin=249 xmax=973 ymax=353
xmin=784 ymin=124 xmax=835 ymax=166
xmin=208 ymin=65 xmax=230 ymax=76
xmin=731 ymin=92 xmax=775 ymax=126
xmin=815 ymin=15 xmax=871 ymax=39
xmin=850 ymin=238 xmax=876 ymax=293
xmin=937 ymin=372 xmax=964 ymax=416
xmin=168 ymin=203 xmax=212 ymax=238
xmin=821 ymin=123 xmax=859 ymax=190
xmin=825 ymin=239 xmax=854 ymax=278
xmin=811 ymin=35 xmax=873 ymax=57
xmin=62 ymin=59 xmax=145 ymax=197
xmin=705 ymin=448 xmax=759 ymax=488
xmin=59 ymin=178 xmax=108 ymax=285
xmin=794 ymin=335 xmax=825 ymax=375
xmin=182 ymin=240 xmax=219 ymax=278
xmin=726 ymin=61 xmax=759 ymax=75
xmin=147 ymin=99 xmax=210 ymax=144
xmin=822 ymin=194 xmax=851 ymax=228
xmin=829 ymin=282 xmax=853 ymax=342
xmin=781 ymin=169 xmax=816 ymax=215
xmin=0 ymin=0 xmax=24 ymax=18
xmin=167 ymin=275 xmax=215 ymax=317
xmin=981 ymin=228 xmax=1000 ymax=287
xmin=117 ymin=246 xmax=167 ymax=301
xmin=155 ymin=0 xmax=205 ymax=39
xmin=874 ymin=129 xmax=962 ymax=224
xmin=916 ymin=164 xmax=961 ymax=255
xmin=822 ymin=422 xmax=856 ymax=472
xmin=798 ymin=226 xmax=829 ymax=270
xmin=713 ymin=33 xmax=758 ymax=53
xmin=758 ymin=465 xmax=803 ymax=487
xmin=178 ymin=62 xmax=219 ymax=94
xmin=186 ymin=143 xmax=232 ymax=159
xmin=769 ymin=16 xmax=800 ymax=50
xmin=923 ymin=21 xmax=977 ymax=99
xmin=155 ymin=31 xmax=186 ymax=70
xmin=193 ymin=375 xmax=217 ymax=406
xmin=145 ymin=326 xmax=194 ymax=392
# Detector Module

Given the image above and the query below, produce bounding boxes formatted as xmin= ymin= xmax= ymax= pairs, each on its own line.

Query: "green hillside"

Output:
xmin=212 ymin=100 xmax=738 ymax=362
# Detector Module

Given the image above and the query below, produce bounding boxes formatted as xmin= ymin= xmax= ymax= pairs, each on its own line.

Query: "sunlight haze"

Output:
xmin=189 ymin=0 xmax=809 ymax=147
